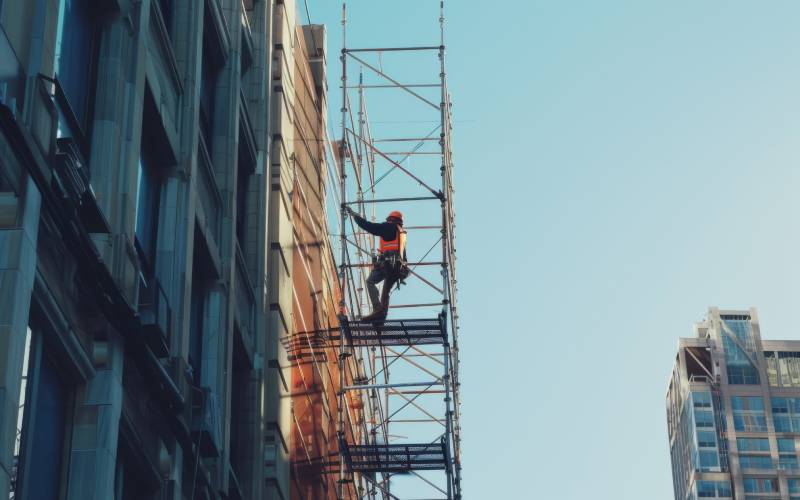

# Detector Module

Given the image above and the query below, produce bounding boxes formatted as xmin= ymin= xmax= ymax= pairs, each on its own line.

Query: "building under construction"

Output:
xmin=0 ymin=0 xmax=461 ymax=498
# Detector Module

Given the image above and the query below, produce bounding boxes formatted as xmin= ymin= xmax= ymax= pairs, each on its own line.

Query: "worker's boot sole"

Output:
xmin=361 ymin=309 xmax=387 ymax=323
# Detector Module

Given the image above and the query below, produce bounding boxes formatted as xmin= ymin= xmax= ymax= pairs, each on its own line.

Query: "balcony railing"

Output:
xmin=53 ymin=137 xmax=110 ymax=233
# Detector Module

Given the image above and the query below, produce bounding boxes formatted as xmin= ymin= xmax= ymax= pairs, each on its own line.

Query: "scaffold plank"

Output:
xmin=341 ymin=315 xmax=446 ymax=347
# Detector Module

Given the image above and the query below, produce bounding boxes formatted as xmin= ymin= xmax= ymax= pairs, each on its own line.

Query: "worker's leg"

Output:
xmin=366 ymin=266 xmax=385 ymax=311
xmin=380 ymin=275 xmax=397 ymax=311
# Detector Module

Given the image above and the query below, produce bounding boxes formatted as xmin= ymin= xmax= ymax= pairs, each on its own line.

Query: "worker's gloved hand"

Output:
xmin=342 ymin=204 xmax=355 ymax=217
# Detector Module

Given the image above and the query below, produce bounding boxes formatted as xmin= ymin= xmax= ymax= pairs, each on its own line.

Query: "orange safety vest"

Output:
xmin=379 ymin=225 xmax=407 ymax=256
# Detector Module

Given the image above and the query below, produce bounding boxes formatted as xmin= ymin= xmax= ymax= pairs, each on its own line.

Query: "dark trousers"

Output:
xmin=366 ymin=262 xmax=398 ymax=311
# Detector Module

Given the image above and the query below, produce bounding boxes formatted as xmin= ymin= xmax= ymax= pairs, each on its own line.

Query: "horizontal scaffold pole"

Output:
xmin=373 ymin=137 xmax=441 ymax=142
xmin=346 ymin=84 xmax=441 ymax=90
xmin=343 ymin=262 xmax=444 ymax=268
xmin=344 ymin=46 xmax=441 ymax=52
xmin=381 ymin=152 xmax=441 ymax=155
xmin=344 ymin=196 xmax=440 ymax=204
xmin=343 ymin=381 xmax=443 ymax=391
xmin=389 ymin=302 xmax=447 ymax=309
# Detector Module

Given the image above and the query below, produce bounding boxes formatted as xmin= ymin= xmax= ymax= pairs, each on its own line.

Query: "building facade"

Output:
xmin=668 ymin=307 xmax=800 ymax=500
xmin=0 ymin=0 xmax=355 ymax=499
xmin=267 ymin=12 xmax=364 ymax=499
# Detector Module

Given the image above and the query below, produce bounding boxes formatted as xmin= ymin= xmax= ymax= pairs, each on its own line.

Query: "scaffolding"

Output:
xmin=332 ymin=2 xmax=461 ymax=499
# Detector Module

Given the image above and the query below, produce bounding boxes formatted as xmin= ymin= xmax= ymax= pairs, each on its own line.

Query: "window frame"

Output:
xmin=14 ymin=329 xmax=75 ymax=500
xmin=53 ymin=0 xmax=102 ymax=160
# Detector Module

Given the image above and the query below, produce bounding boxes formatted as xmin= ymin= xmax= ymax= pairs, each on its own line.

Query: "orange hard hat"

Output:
xmin=387 ymin=210 xmax=403 ymax=223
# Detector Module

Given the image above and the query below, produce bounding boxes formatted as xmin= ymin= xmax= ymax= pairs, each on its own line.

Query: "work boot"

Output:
xmin=361 ymin=307 xmax=387 ymax=323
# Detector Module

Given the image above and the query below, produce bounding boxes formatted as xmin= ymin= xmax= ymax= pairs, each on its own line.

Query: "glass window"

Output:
xmin=740 ymin=455 xmax=774 ymax=470
xmin=722 ymin=318 xmax=760 ymax=385
xmin=55 ymin=0 xmax=99 ymax=132
xmin=236 ymin=163 xmax=249 ymax=246
xmin=134 ymin=150 xmax=161 ymax=272
xmin=199 ymin=11 xmax=222 ymax=153
xmin=695 ymin=409 xmax=715 ymax=428
xmin=156 ymin=0 xmax=173 ymax=38
xmin=732 ymin=396 xmax=768 ymax=432
xmin=9 ymin=328 xmax=32 ymax=496
xmin=779 ymin=438 xmax=797 ymax=452
xmin=779 ymin=454 xmax=798 ymax=470
xmin=772 ymin=398 xmax=800 ymax=433
xmin=744 ymin=477 xmax=779 ymax=493
xmin=697 ymin=480 xmax=732 ymax=497
xmin=0 ymin=145 xmax=22 ymax=228
xmin=699 ymin=450 xmax=719 ymax=470
xmin=697 ymin=431 xmax=717 ymax=448
xmin=14 ymin=331 xmax=71 ymax=499
xmin=779 ymin=352 xmax=800 ymax=387
xmin=766 ymin=351 xmax=779 ymax=386
xmin=789 ymin=479 xmax=800 ymax=494
xmin=188 ymin=241 xmax=211 ymax=386
xmin=732 ymin=396 xmax=764 ymax=411
xmin=694 ymin=392 xmax=713 ymax=408
xmin=738 ymin=438 xmax=770 ymax=452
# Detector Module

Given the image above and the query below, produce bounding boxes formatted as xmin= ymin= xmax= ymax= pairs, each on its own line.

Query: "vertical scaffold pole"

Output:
xmin=439 ymin=2 xmax=458 ymax=498
xmin=338 ymin=3 xmax=348 ymax=499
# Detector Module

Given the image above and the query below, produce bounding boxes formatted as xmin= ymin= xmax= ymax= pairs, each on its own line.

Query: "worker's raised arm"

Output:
xmin=344 ymin=205 xmax=396 ymax=240
xmin=352 ymin=214 xmax=385 ymax=237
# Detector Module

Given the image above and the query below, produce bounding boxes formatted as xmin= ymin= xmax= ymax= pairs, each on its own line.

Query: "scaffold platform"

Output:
xmin=340 ymin=315 xmax=446 ymax=347
xmin=341 ymin=440 xmax=449 ymax=474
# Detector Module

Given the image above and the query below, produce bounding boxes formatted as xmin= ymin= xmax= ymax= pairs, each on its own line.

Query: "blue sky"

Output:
xmin=309 ymin=1 xmax=800 ymax=498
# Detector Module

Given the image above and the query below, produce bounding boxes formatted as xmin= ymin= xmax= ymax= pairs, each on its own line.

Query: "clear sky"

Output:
xmin=308 ymin=1 xmax=800 ymax=498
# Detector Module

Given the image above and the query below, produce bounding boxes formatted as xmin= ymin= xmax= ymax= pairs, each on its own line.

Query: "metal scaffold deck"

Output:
xmin=340 ymin=316 xmax=447 ymax=347
xmin=330 ymin=1 xmax=462 ymax=499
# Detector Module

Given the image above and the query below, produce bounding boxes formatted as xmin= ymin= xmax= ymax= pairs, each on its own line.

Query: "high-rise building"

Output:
xmin=667 ymin=307 xmax=800 ymax=500
xmin=0 ymin=0 xmax=360 ymax=499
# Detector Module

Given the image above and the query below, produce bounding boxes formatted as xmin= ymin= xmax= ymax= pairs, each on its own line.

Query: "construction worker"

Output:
xmin=344 ymin=206 xmax=408 ymax=321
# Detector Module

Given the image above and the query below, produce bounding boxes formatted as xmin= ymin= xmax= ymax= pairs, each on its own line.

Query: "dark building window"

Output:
xmin=155 ymin=0 xmax=173 ymax=39
xmin=236 ymin=119 xmax=256 ymax=246
xmin=199 ymin=44 xmax=219 ymax=151
xmin=0 ymin=149 xmax=22 ymax=228
xmin=189 ymin=230 xmax=213 ymax=385
xmin=113 ymin=441 xmax=154 ymax=499
xmin=189 ymin=276 xmax=204 ymax=385
xmin=14 ymin=329 xmax=72 ymax=500
xmin=236 ymin=164 xmax=249 ymax=245
xmin=54 ymin=0 xmax=100 ymax=135
xmin=199 ymin=6 xmax=224 ymax=152
xmin=230 ymin=341 xmax=248 ymax=482
xmin=135 ymin=143 xmax=162 ymax=273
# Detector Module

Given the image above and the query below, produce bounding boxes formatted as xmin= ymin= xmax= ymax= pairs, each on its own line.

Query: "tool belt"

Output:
xmin=376 ymin=252 xmax=410 ymax=287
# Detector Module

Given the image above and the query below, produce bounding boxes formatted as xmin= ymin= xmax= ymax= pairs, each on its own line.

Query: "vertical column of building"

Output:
xmin=208 ymin=0 xmax=242 ymax=493
xmin=168 ymin=0 xmax=207 ymax=495
xmin=62 ymin=0 xmax=152 ymax=497
xmin=289 ymin=22 xmax=340 ymax=499
xmin=0 ymin=145 xmax=41 ymax=498
xmin=0 ymin=0 xmax=45 ymax=494
xmin=265 ymin=1 xmax=297 ymax=497
xmin=709 ymin=307 xmax=788 ymax=498
xmin=236 ymin=0 xmax=274 ymax=497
